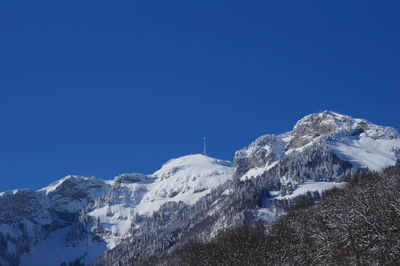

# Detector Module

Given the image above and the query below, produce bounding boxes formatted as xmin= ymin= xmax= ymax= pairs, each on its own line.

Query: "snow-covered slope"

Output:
xmin=327 ymin=135 xmax=400 ymax=171
xmin=87 ymin=173 xmax=153 ymax=248
xmin=20 ymin=226 xmax=106 ymax=266
xmin=137 ymin=154 xmax=232 ymax=215
xmin=86 ymin=154 xmax=232 ymax=248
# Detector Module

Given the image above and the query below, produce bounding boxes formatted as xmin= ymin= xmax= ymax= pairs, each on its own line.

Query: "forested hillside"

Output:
xmin=142 ymin=163 xmax=400 ymax=266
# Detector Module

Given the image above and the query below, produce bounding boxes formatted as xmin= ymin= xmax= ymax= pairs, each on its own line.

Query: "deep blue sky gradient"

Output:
xmin=1 ymin=1 xmax=399 ymax=191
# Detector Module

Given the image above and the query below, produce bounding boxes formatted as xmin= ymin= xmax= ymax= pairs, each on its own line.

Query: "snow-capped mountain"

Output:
xmin=1 ymin=111 xmax=399 ymax=266
xmin=96 ymin=111 xmax=399 ymax=265
xmin=235 ymin=111 xmax=400 ymax=181
xmin=85 ymin=154 xmax=232 ymax=249
xmin=0 ymin=155 xmax=232 ymax=265
xmin=0 ymin=176 xmax=112 ymax=266
xmin=139 ymin=154 xmax=232 ymax=214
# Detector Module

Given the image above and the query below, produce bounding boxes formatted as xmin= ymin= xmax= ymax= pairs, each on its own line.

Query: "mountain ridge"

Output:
xmin=234 ymin=110 xmax=400 ymax=181
xmin=1 ymin=111 xmax=399 ymax=266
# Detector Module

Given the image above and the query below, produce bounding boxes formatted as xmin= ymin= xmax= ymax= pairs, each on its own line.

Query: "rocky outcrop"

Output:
xmin=233 ymin=134 xmax=285 ymax=180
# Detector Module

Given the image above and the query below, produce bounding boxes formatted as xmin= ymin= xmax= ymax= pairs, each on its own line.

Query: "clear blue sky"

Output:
xmin=1 ymin=1 xmax=399 ymax=191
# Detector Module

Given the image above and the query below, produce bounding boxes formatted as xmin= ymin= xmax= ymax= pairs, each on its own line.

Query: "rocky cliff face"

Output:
xmin=41 ymin=175 xmax=112 ymax=213
xmin=1 ymin=111 xmax=399 ymax=266
xmin=233 ymin=134 xmax=285 ymax=180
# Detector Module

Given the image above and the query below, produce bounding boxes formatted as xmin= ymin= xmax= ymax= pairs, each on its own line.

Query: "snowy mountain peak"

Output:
xmin=292 ymin=111 xmax=398 ymax=141
xmin=294 ymin=110 xmax=357 ymax=132
xmin=290 ymin=111 xmax=360 ymax=148
xmin=84 ymin=153 xmax=233 ymax=250
xmin=295 ymin=110 xmax=355 ymax=126
xmin=151 ymin=154 xmax=232 ymax=180
xmin=40 ymin=175 xmax=92 ymax=195
xmin=39 ymin=175 xmax=111 ymax=213
xmin=234 ymin=111 xmax=400 ymax=180
xmin=288 ymin=111 xmax=400 ymax=149
xmin=135 ymin=154 xmax=233 ymax=215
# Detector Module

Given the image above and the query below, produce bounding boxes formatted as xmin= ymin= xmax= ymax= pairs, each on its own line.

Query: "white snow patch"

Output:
xmin=328 ymin=134 xmax=400 ymax=171
xmin=277 ymin=181 xmax=345 ymax=200
xmin=240 ymin=161 xmax=278 ymax=181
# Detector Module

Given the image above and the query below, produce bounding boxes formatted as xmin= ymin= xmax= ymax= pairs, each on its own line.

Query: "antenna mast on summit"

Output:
xmin=203 ymin=137 xmax=206 ymax=156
